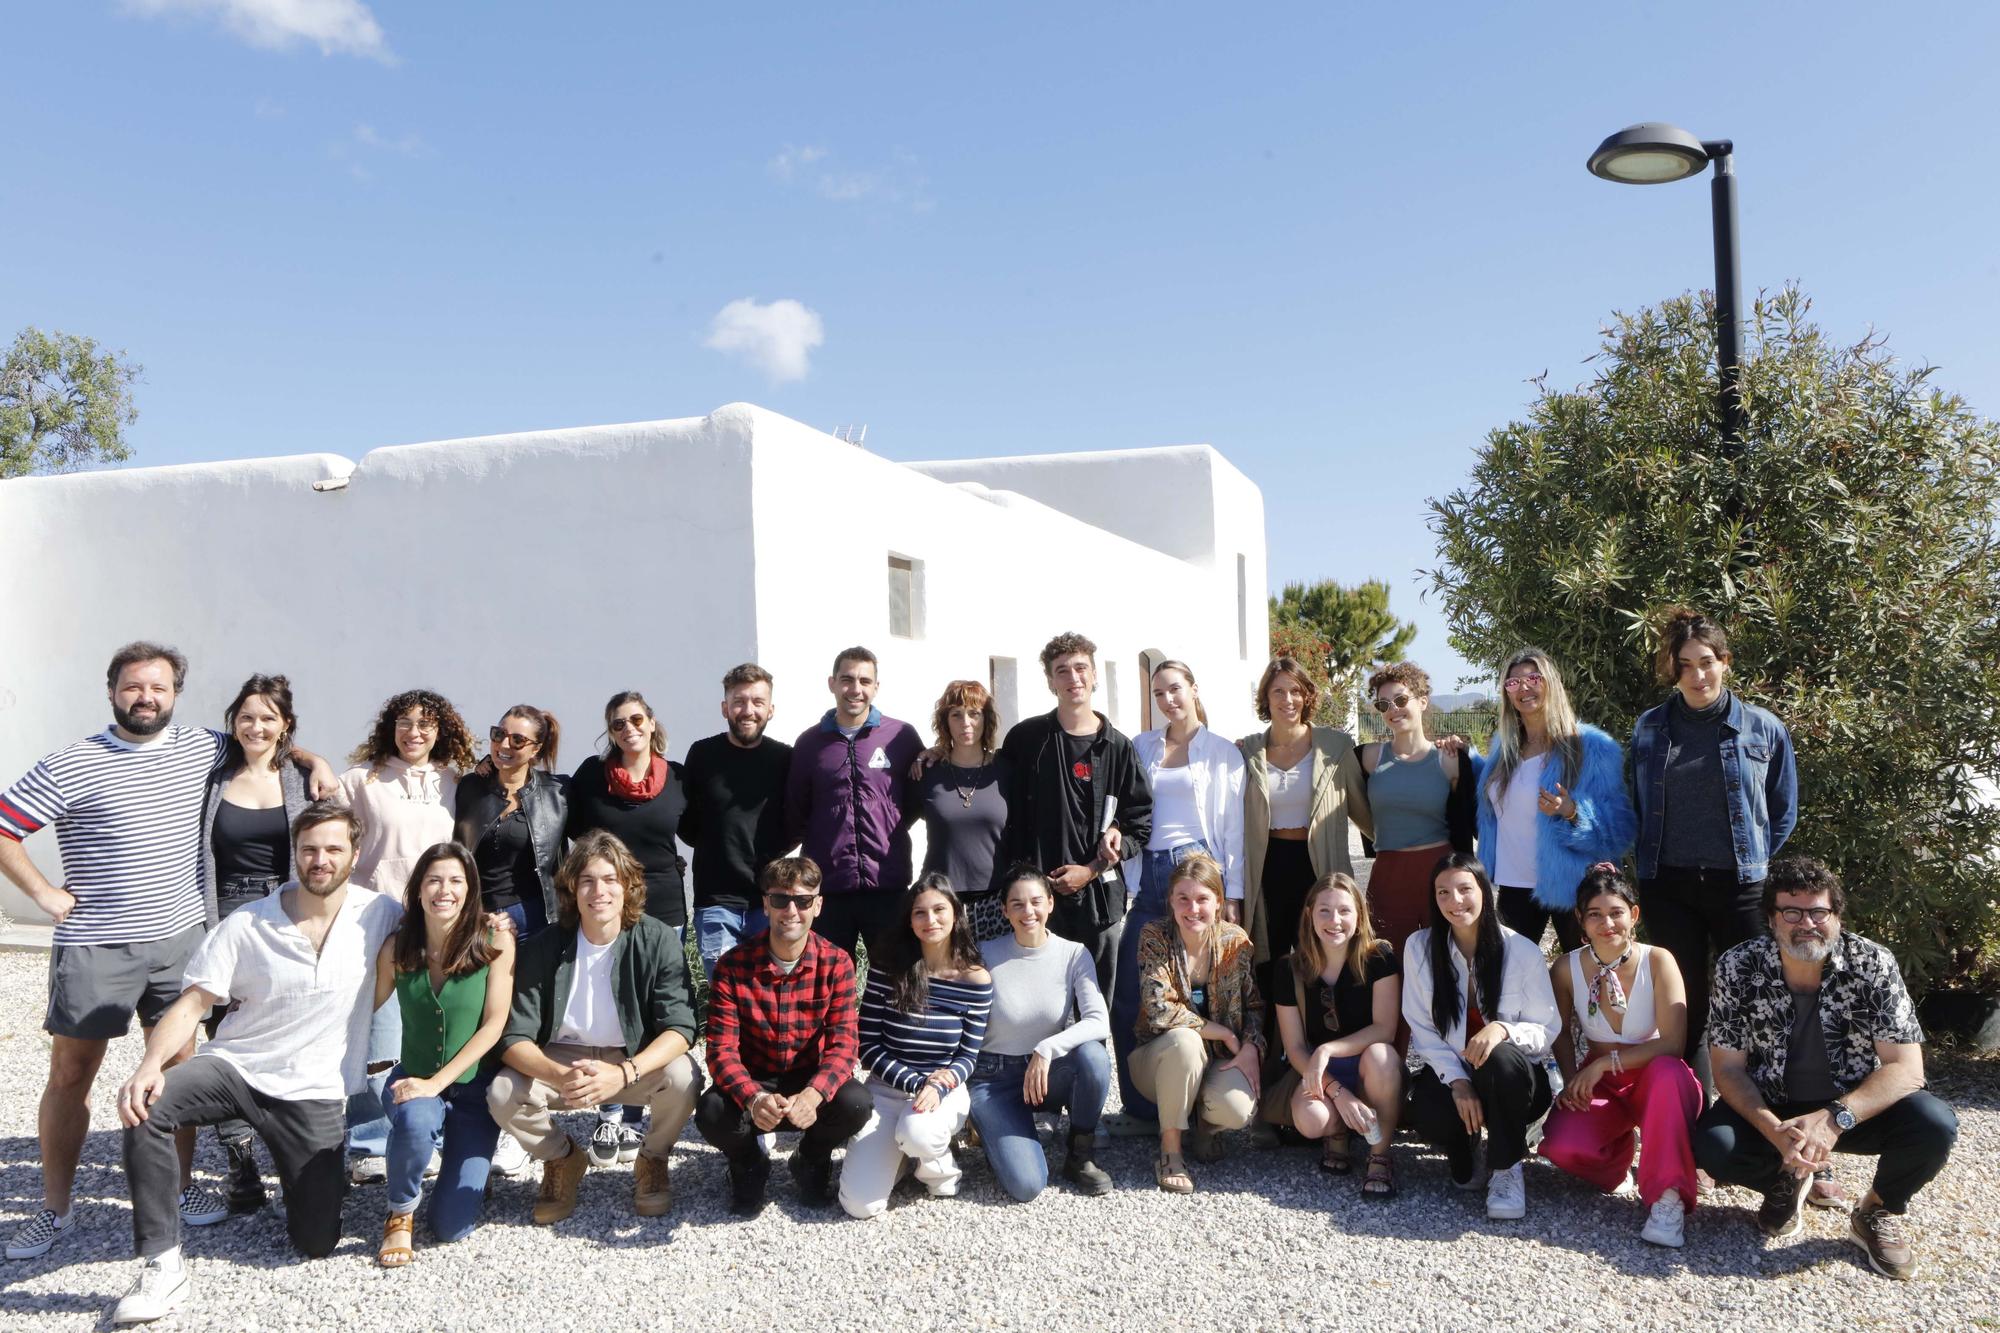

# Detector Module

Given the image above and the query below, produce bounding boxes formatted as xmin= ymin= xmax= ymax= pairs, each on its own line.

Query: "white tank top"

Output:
xmin=1148 ymin=764 xmax=1202 ymax=851
xmin=1492 ymin=753 xmax=1546 ymax=887
xmin=1266 ymin=752 xmax=1314 ymax=829
xmin=1566 ymin=943 xmax=1658 ymax=1047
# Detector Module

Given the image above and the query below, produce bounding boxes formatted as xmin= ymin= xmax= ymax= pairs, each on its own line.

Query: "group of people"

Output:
xmin=0 ymin=619 xmax=1960 ymax=1323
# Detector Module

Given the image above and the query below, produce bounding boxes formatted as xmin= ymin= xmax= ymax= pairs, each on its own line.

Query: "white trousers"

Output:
xmin=838 ymin=1079 xmax=971 ymax=1219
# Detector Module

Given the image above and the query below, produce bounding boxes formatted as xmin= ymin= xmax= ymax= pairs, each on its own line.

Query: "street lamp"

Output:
xmin=1587 ymin=122 xmax=1744 ymax=451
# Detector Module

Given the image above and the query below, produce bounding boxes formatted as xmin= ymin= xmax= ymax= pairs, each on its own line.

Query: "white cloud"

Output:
xmin=704 ymin=298 xmax=825 ymax=383
xmin=353 ymin=123 xmax=426 ymax=156
xmin=124 ymin=0 xmax=391 ymax=61
xmin=768 ymin=143 xmax=932 ymax=212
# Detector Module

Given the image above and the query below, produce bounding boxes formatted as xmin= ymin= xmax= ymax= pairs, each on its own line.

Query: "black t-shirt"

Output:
xmin=679 ymin=733 xmax=795 ymax=911
xmin=1283 ymin=944 xmax=1401 ymax=1046
xmin=213 ymin=799 xmax=289 ymax=883
xmin=566 ymin=756 xmax=689 ymax=927
xmin=477 ymin=807 xmax=535 ymax=911
xmin=1058 ymin=727 xmax=1097 ymax=863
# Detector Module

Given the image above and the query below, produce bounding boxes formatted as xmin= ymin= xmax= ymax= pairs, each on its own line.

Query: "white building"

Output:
xmin=0 ymin=403 xmax=1268 ymax=923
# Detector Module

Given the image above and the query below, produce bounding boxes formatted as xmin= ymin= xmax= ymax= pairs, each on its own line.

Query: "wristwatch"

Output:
xmin=1827 ymin=1100 xmax=1856 ymax=1132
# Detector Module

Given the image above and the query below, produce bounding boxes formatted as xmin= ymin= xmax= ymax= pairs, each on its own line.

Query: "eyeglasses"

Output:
xmin=1502 ymin=672 xmax=1545 ymax=693
xmin=1777 ymin=906 xmax=1835 ymax=925
xmin=490 ymin=726 xmax=540 ymax=750
xmin=609 ymin=713 xmax=649 ymax=733
xmin=764 ymin=892 xmax=820 ymax=912
xmin=1371 ymin=693 xmax=1414 ymax=713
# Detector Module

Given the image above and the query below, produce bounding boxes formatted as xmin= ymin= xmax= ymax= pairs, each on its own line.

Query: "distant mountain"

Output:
xmin=1432 ymin=692 xmax=1494 ymax=712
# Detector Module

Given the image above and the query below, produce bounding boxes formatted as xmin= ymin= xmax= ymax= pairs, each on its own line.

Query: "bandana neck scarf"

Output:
xmin=607 ymin=754 xmax=667 ymax=801
xmin=1585 ymin=945 xmax=1633 ymax=1022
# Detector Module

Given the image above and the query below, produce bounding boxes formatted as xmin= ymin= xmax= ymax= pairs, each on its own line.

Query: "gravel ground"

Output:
xmin=1 ymin=950 xmax=1995 ymax=1333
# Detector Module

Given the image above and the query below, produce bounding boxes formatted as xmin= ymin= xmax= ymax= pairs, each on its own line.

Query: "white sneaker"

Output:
xmin=347 ymin=1156 xmax=387 ymax=1185
xmin=423 ymin=1150 xmax=443 ymax=1181
xmin=177 ymin=1185 xmax=229 ymax=1227
xmin=1613 ymin=1166 xmax=1641 ymax=1199
xmin=112 ymin=1258 xmax=191 ymax=1325
xmin=1642 ymin=1188 xmax=1686 ymax=1248
xmin=5 ymin=1208 xmax=72 ymax=1260
xmin=491 ymin=1132 xmax=531 ymax=1178
xmin=916 ymin=1152 xmax=962 ymax=1198
xmin=587 ymin=1120 xmax=623 ymax=1168
xmin=1486 ymin=1162 xmax=1526 ymax=1220
xmin=756 ymin=1131 xmax=778 ymax=1155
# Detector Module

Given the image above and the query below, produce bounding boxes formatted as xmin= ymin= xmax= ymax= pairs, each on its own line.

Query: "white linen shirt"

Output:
xmin=1401 ymin=925 xmax=1560 ymax=1086
xmin=1132 ymin=726 xmax=1247 ymax=900
xmin=183 ymin=885 xmax=403 ymax=1101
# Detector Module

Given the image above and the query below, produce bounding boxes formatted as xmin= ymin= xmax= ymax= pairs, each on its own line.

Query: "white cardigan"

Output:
xmin=1132 ymin=725 xmax=1246 ymax=900
xmin=1401 ymin=925 xmax=1560 ymax=1085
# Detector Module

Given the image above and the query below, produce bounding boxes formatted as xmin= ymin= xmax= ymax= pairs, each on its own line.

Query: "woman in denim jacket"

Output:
xmin=1629 ymin=609 xmax=1796 ymax=1094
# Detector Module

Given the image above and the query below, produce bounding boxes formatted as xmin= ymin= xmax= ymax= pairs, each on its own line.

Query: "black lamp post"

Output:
xmin=1587 ymin=122 xmax=1744 ymax=453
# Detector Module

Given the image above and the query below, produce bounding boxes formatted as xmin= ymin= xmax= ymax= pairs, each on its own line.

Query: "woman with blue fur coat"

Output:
xmin=1475 ymin=648 xmax=1636 ymax=953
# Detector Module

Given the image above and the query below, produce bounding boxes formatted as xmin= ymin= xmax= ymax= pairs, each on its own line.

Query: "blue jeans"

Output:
xmin=967 ymin=1044 xmax=1111 ymax=1202
xmin=695 ymin=903 xmax=767 ymax=974
xmin=498 ymin=896 xmax=548 ymax=941
xmin=384 ymin=1065 xmax=500 ymax=1243
xmin=345 ymin=1000 xmax=403 ymax=1157
xmin=1112 ymin=839 xmax=1213 ymax=1120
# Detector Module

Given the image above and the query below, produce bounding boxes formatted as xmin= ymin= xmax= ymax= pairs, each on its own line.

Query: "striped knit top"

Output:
xmin=857 ymin=971 xmax=994 ymax=1094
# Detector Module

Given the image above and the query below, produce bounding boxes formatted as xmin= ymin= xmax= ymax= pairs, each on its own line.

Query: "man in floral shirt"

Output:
xmin=1694 ymin=856 xmax=1958 ymax=1280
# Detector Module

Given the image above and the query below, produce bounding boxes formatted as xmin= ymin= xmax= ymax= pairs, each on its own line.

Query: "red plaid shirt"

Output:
xmin=705 ymin=930 xmax=859 ymax=1108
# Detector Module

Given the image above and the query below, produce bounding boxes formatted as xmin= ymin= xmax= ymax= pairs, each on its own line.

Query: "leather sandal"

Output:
xmin=1156 ymin=1151 xmax=1195 ymax=1194
xmin=378 ymin=1212 xmax=415 ymax=1267
xmin=1362 ymin=1152 xmax=1397 ymax=1200
xmin=1320 ymin=1128 xmax=1354 ymax=1175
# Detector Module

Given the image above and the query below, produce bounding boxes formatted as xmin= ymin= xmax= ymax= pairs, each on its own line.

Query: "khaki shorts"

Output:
xmin=45 ymin=924 xmax=204 ymax=1040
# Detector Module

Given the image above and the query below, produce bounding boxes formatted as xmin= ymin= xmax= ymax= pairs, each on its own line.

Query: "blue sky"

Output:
xmin=6 ymin=2 xmax=1998 ymax=691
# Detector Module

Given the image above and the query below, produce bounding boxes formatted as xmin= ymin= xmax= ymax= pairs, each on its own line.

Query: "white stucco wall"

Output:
xmin=0 ymin=404 xmax=1271 ymax=923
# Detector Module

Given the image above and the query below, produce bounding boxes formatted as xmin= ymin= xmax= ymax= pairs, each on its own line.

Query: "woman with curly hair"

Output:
xmin=913 ymin=680 xmax=1011 ymax=941
xmin=338 ymin=688 xmax=478 ymax=1184
xmin=1358 ymin=660 xmax=1479 ymax=955
xmin=839 ymin=873 xmax=994 ymax=1218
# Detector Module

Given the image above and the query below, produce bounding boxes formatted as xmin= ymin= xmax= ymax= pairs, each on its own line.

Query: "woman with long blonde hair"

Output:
xmin=1261 ymin=873 xmax=1404 ymax=1195
xmin=1476 ymin=648 xmax=1634 ymax=952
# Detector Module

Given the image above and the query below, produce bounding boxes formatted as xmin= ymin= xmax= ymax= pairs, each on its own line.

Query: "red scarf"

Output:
xmin=607 ymin=754 xmax=667 ymax=801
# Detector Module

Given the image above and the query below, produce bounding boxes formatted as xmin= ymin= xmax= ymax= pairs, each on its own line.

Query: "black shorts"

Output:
xmin=44 ymin=923 xmax=205 ymax=1041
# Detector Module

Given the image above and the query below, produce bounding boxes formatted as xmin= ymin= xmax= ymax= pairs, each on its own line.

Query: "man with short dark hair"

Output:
xmin=1694 ymin=856 xmax=1958 ymax=1280
xmin=681 ymin=662 xmax=796 ymax=973
xmin=0 ymin=642 xmax=335 ymax=1263
xmin=998 ymin=632 xmax=1152 ymax=996
xmin=784 ymin=647 xmax=922 ymax=955
xmin=695 ymin=855 xmax=872 ymax=1216
xmin=109 ymin=801 xmax=400 ymax=1323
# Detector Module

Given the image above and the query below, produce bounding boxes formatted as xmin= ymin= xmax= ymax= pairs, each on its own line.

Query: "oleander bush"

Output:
xmin=1427 ymin=286 xmax=2000 ymax=995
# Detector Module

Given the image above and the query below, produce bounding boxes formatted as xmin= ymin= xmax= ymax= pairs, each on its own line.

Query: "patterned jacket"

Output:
xmin=1135 ymin=918 xmax=1264 ymax=1054
xmin=1707 ymin=931 xmax=1924 ymax=1106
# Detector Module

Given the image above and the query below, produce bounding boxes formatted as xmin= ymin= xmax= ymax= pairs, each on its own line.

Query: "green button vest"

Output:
xmin=395 ymin=964 xmax=490 ymax=1083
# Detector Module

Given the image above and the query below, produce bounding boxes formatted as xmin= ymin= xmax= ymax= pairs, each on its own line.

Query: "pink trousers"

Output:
xmin=1538 ymin=1056 xmax=1701 ymax=1209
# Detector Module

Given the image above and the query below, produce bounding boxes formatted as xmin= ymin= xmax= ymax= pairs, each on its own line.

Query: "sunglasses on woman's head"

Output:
xmin=1371 ymin=694 xmax=1413 ymax=713
xmin=490 ymin=726 xmax=539 ymax=749
xmin=609 ymin=713 xmax=649 ymax=732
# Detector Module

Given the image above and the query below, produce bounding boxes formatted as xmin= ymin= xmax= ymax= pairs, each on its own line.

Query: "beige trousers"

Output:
xmin=1129 ymin=1028 xmax=1257 ymax=1132
xmin=488 ymin=1043 xmax=701 ymax=1162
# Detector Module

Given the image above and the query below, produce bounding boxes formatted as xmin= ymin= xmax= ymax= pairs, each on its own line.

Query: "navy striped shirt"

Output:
xmin=0 ymin=727 xmax=225 ymax=945
xmin=857 ymin=971 xmax=993 ymax=1094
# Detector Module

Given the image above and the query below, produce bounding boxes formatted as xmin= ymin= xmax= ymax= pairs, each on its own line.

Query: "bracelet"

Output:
xmin=1609 ymin=1048 xmax=1623 ymax=1075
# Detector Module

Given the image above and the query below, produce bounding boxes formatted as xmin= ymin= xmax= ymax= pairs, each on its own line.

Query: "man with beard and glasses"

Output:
xmin=681 ymin=662 xmax=796 ymax=974
xmin=0 ymin=642 xmax=337 ymax=1264
xmin=1694 ymin=856 xmax=1958 ymax=1281
xmin=108 ymin=801 xmax=400 ymax=1324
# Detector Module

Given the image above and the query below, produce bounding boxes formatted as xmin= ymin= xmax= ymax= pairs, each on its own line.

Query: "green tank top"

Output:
xmin=395 ymin=964 xmax=491 ymax=1083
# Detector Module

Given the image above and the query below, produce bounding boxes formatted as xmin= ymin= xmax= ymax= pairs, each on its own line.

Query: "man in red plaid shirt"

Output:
xmin=695 ymin=856 xmax=873 ymax=1216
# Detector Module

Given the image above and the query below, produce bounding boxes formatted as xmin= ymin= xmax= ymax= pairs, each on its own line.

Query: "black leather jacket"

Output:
xmin=454 ymin=767 xmax=568 ymax=922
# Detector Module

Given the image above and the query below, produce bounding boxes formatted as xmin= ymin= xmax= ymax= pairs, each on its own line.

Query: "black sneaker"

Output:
xmin=728 ymin=1154 xmax=772 ymax=1218
xmin=788 ymin=1149 xmax=836 ymax=1207
xmin=1061 ymin=1130 xmax=1114 ymax=1196
xmin=1758 ymin=1171 xmax=1810 ymax=1238
xmin=223 ymin=1139 xmax=265 ymax=1214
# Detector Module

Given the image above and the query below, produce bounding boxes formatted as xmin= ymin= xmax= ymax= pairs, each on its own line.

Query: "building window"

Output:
xmin=1138 ymin=649 xmax=1164 ymax=731
xmin=1104 ymin=659 xmax=1120 ymax=728
xmin=1236 ymin=553 xmax=1249 ymax=660
xmin=989 ymin=656 xmax=1017 ymax=733
xmin=888 ymin=554 xmax=925 ymax=639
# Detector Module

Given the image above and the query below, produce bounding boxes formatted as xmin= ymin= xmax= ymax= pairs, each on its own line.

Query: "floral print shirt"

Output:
xmin=1135 ymin=918 xmax=1265 ymax=1054
xmin=1707 ymin=931 xmax=1924 ymax=1106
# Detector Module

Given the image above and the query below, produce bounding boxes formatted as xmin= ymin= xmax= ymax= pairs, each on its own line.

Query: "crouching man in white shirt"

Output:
xmin=112 ymin=801 xmax=402 ymax=1324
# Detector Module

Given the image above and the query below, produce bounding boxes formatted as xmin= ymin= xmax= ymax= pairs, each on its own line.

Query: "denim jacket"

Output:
xmin=1630 ymin=692 xmax=1797 ymax=882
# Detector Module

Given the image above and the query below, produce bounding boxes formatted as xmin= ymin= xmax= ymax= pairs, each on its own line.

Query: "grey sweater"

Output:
xmin=1661 ymin=693 xmax=1735 ymax=871
xmin=977 ymin=932 xmax=1110 ymax=1060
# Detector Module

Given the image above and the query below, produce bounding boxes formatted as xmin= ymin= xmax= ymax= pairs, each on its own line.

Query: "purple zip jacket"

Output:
xmin=784 ymin=707 xmax=924 ymax=896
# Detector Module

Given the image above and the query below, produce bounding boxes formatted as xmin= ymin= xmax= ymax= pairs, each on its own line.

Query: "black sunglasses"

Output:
xmin=764 ymin=892 xmax=820 ymax=912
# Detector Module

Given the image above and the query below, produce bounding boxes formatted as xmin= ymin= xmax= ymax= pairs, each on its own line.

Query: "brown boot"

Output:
xmin=633 ymin=1152 xmax=673 ymax=1217
xmin=532 ymin=1138 xmax=588 ymax=1225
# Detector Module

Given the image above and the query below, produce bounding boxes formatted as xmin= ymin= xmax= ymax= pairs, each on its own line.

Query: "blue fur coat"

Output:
xmin=1474 ymin=723 xmax=1636 ymax=910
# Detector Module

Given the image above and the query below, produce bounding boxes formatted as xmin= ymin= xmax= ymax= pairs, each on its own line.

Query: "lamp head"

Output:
xmin=1587 ymin=122 xmax=1712 ymax=184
